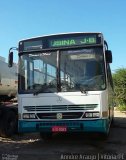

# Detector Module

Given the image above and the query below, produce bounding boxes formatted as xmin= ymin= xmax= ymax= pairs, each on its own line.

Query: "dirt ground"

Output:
xmin=0 ymin=111 xmax=126 ymax=160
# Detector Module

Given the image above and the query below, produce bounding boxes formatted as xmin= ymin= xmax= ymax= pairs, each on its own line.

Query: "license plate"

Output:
xmin=52 ymin=126 xmax=67 ymax=132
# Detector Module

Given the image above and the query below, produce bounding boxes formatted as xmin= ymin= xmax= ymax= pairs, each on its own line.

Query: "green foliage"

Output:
xmin=113 ymin=68 xmax=126 ymax=110
xmin=117 ymin=104 xmax=126 ymax=111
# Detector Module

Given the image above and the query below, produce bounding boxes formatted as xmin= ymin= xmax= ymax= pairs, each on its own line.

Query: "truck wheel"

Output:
xmin=40 ymin=132 xmax=52 ymax=141
xmin=0 ymin=111 xmax=17 ymax=138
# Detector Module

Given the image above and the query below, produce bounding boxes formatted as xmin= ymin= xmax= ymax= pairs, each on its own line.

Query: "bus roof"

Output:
xmin=19 ymin=32 xmax=103 ymax=42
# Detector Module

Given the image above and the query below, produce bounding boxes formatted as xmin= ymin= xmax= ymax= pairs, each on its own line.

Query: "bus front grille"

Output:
xmin=37 ymin=112 xmax=83 ymax=119
xmin=23 ymin=104 xmax=97 ymax=112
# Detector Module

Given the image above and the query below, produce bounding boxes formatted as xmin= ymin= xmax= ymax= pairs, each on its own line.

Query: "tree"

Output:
xmin=112 ymin=68 xmax=126 ymax=107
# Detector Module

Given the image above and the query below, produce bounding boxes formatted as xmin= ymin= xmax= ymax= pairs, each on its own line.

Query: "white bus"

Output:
xmin=9 ymin=32 xmax=114 ymax=139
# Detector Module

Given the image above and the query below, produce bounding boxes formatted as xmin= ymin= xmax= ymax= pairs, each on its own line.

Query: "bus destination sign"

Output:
xmin=20 ymin=33 xmax=102 ymax=52
xmin=49 ymin=36 xmax=97 ymax=48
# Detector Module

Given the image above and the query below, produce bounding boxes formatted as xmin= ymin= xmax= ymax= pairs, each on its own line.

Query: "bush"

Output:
xmin=113 ymin=68 xmax=126 ymax=107
xmin=117 ymin=104 xmax=126 ymax=111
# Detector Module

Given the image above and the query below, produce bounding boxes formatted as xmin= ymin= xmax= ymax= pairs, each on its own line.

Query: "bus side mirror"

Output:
xmin=8 ymin=51 xmax=13 ymax=67
xmin=105 ymin=50 xmax=112 ymax=63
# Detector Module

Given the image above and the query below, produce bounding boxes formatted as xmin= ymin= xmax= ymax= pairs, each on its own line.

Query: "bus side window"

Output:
xmin=107 ymin=64 xmax=113 ymax=89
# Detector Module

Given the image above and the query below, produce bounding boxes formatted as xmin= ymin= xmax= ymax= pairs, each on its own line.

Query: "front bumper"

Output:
xmin=18 ymin=119 xmax=109 ymax=134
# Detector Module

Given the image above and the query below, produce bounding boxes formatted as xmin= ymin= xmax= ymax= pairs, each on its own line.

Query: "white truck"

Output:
xmin=0 ymin=56 xmax=18 ymax=137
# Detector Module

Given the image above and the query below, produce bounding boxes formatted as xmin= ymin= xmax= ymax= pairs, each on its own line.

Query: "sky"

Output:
xmin=0 ymin=0 xmax=126 ymax=72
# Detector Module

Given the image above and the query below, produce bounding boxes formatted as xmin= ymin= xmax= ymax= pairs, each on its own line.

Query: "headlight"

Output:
xmin=23 ymin=113 xmax=30 ymax=119
xmin=85 ymin=112 xmax=93 ymax=118
xmin=29 ymin=113 xmax=36 ymax=119
xmin=93 ymin=112 xmax=100 ymax=117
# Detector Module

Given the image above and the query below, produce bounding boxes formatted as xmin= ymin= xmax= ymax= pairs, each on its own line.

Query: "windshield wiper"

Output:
xmin=79 ymin=85 xmax=89 ymax=94
xmin=33 ymin=84 xmax=48 ymax=95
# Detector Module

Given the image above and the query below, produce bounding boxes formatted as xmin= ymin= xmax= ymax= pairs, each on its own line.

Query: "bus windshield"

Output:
xmin=19 ymin=47 xmax=106 ymax=93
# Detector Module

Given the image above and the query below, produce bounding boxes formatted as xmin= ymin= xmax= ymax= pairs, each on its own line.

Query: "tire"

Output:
xmin=0 ymin=111 xmax=17 ymax=138
xmin=99 ymin=132 xmax=109 ymax=140
xmin=111 ymin=116 xmax=114 ymax=127
xmin=40 ymin=132 xmax=53 ymax=141
xmin=99 ymin=126 xmax=110 ymax=140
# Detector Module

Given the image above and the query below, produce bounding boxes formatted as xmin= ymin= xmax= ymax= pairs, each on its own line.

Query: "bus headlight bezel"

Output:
xmin=23 ymin=113 xmax=36 ymax=119
xmin=84 ymin=112 xmax=100 ymax=118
